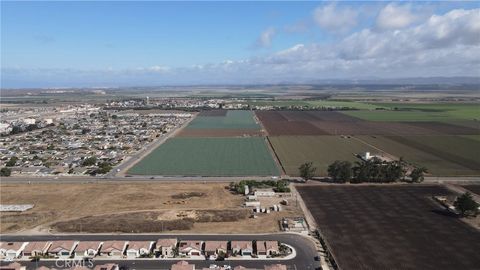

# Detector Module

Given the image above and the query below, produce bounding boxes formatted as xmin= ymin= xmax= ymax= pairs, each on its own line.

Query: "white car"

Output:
xmin=3 ymin=258 xmax=13 ymax=262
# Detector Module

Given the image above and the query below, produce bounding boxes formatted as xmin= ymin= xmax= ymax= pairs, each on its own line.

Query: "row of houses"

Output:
xmin=0 ymin=239 xmax=282 ymax=260
xmin=0 ymin=261 xmax=287 ymax=270
xmin=171 ymin=261 xmax=287 ymax=270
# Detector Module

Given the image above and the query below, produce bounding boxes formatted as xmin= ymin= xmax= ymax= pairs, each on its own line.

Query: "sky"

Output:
xmin=1 ymin=1 xmax=479 ymax=88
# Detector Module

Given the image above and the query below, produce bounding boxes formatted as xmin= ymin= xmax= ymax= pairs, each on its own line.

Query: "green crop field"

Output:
xmin=358 ymin=135 xmax=480 ymax=176
xmin=186 ymin=110 xmax=260 ymax=129
xmin=342 ymin=103 xmax=479 ymax=122
xmin=268 ymin=136 xmax=378 ymax=176
xmin=128 ymin=137 xmax=280 ymax=176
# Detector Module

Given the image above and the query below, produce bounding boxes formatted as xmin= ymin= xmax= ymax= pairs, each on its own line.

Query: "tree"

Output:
xmin=82 ymin=156 xmax=97 ymax=166
xmin=299 ymin=162 xmax=316 ymax=182
xmin=328 ymin=160 xmax=352 ymax=183
xmin=454 ymin=192 xmax=479 ymax=217
xmin=410 ymin=167 xmax=428 ymax=183
xmin=0 ymin=167 xmax=11 ymax=177
xmin=6 ymin=156 xmax=18 ymax=167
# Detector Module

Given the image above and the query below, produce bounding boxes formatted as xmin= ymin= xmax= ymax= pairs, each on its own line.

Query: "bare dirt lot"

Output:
xmin=297 ymin=185 xmax=480 ymax=270
xmin=0 ymin=182 xmax=302 ymax=234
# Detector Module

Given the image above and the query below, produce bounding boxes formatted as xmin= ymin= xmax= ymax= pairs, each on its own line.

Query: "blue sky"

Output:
xmin=1 ymin=1 xmax=479 ymax=87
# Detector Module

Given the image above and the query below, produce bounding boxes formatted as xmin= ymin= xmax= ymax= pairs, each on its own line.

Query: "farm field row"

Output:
xmin=186 ymin=110 xmax=260 ymax=130
xmin=128 ymin=137 xmax=280 ymax=176
xmin=256 ymin=111 xmax=478 ymax=136
xmin=130 ymin=110 xmax=281 ymax=176
xmin=297 ymin=185 xmax=480 ymax=270
xmin=269 ymin=136 xmax=378 ymax=176
xmin=268 ymin=135 xmax=480 ymax=177
xmin=256 ymin=109 xmax=479 ymax=176
xmin=341 ymin=102 xmax=479 ymax=122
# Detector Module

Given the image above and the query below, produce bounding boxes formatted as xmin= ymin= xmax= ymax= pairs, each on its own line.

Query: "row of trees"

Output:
xmin=298 ymin=158 xmax=427 ymax=183
xmin=327 ymin=158 xmax=427 ymax=183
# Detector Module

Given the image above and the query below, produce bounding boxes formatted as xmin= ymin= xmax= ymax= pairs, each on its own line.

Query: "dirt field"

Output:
xmin=269 ymin=136 xmax=378 ymax=176
xmin=358 ymin=135 xmax=480 ymax=176
xmin=297 ymin=185 xmax=480 ymax=270
xmin=0 ymin=182 xmax=301 ymax=234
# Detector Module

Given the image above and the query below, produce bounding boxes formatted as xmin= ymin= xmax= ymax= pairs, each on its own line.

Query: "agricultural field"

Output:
xmin=269 ymin=136 xmax=378 ymax=176
xmin=256 ymin=108 xmax=479 ymax=176
xmin=342 ymin=103 xmax=479 ymax=122
xmin=256 ymin=110 xmax=478 ymax=136
xmin=1 ymin=182 xmax=301 ymax=234
xmin=358 ymin=135 xmax=480 ymax=176
xmin=185 ymin=110 xmax=260 ymax=129
xmin=297 ymin=185 xmax=480 ymax=270
xmin=128 ymin=137 xmax=280 ymax=176
xmin=245 ymin=99 xmax=381 ymax=110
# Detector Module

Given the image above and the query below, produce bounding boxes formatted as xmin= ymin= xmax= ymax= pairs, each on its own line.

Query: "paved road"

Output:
xmin=0 ymin=234 xmax=319 ymax=270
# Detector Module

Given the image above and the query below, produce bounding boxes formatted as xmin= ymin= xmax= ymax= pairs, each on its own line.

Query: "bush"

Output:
xmin=0 ymin=167 xmax=12 ymax=177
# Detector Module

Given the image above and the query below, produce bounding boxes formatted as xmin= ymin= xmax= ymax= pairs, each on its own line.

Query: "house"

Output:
xmin=93 ymin=264 xmax=119 ymax=270
xmin=48 ymin=241 xmax=77 ymax=258
xmin=0 ymin=262 xmax=26 ymax=270
xmin=125 ymin=241 xmax=153 ymax=258
xmin=178 ymin=241 xmax=203 ymax=257
xmin=22 ymin=241 xmax=51 ymax=257
xmin=204 ymin=241 xmax=228 ymax=257
xmin=230 ymin=241 xmax=253 ymax=256
xmin=256 ymin=241 xmax=279 ymax=256
xmin=0 ymin=242 xmax=27 ymax=259
xmin=74 ymin=241 xmax=101 ymax=258
xmin=155 ymin=238 xmax=177 ymax=258
xmin=99 ymin=241 xmax=127 ymax=257
xmin=264 ymin=264 xmax=287 ymax=270
xmin=254 ymin=188 xmax=275 ymax=197
xmin=171 ymin=261 xmax=195 ymax=270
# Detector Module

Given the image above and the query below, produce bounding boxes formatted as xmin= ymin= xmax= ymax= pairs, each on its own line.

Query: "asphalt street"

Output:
xmin=0 ymin=233 xmax=319 ymax=270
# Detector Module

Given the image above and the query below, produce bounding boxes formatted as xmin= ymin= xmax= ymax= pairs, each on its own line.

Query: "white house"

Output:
xmin=155 ymin=238 xmax=177 ymax=258
xmin=74 ymin=241 xmax=102 ymax=258
xmin=178 ymin=241 xmax=203 ymax=257
xmin=0 ymin=242 xmax=28 ymax=259
xmin=230 ymin=241 xmax=253 ymax=257
xmin=22 ymin=241 xmax=51 ymax=258
xmin=99 ymin=241 xmax=127 ymax=258
xmin=254 ymin=188 xmax=275 ymax=197
xmin=125 ymin=241 xmax=153 ymax=258
xmin=48 ymin=241 xmax=77 ymax=258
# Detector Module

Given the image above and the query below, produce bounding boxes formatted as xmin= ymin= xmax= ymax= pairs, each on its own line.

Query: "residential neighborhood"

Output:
xmin=0 ymin=238 xmax=290 ymax=261
xmin=0 ymin=104 xmax=191 ymax=176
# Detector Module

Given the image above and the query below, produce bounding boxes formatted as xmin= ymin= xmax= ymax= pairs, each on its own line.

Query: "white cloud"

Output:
xmin=376 ymin=3 xmax=418 ymax=30
xmin=313 ymin=3 xmax=358 ymax=33
xmin=2 ymin=8 xmax=479 ymax=87
xmin=254 ymin=27 xmax=276 ymax=48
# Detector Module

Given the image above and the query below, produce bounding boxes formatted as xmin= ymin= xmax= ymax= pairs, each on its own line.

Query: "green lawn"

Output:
xmin=269 ymin=136 xmax=377 ymax=176
xmin=342 ymin=103 xmax=480 ymax=121
xmin=128 ymin=137 xmax=280 ymax=176
xmin=186 ymin=110 xmax=260 ymax=129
